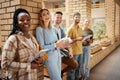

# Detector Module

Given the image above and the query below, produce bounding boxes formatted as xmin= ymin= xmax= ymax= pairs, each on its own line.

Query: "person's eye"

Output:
xmin=20 ymin=19 xmax=24 ymax=22
xmin=27 ymin=18 xmax=31 ymax=21
xmin=47 ymin=12 xmax=49 ymax=15
xmin=43 ymin=14 xmax=45 ymax=16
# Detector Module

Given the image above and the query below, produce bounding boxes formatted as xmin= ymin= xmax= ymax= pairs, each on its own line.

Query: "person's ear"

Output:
xmin=39 ymin=16 xmax=42 ymax=20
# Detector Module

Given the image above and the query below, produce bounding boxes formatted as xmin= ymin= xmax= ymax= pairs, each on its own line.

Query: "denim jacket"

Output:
xmin=53 ymin=25 xmax=66 ymax=39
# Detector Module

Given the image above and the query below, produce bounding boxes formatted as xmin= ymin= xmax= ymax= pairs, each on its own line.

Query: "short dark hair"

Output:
xmin=55 ymin=11 xmax=63 ymax=15
xmin=73 ymin=12 xmax=81 ymax=17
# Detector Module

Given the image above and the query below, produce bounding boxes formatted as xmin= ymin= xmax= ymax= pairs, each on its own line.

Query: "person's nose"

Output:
xmin=24 ymin=20 xmax=29 ymax=24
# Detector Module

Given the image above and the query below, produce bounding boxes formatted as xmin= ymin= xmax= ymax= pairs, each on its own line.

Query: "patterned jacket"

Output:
xmin=1 ymin=32 xmax=42 ymax=80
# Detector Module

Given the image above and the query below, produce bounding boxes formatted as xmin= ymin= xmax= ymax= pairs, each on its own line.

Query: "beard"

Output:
xmin=75 ymin=21 xmax=79 ymax=24
xmin=75 ymin=19 xmax=80 ymax=24
xmin=56 ymin=21 xmax=61 ymax=25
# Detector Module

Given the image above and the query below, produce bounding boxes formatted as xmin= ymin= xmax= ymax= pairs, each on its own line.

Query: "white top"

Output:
xmin=26 ymin=38 xmax=35 ymax=49
xmin=55 ymin=27 xmax=61 ymax=39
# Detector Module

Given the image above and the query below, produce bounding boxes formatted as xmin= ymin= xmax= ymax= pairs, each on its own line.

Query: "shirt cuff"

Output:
xmin=54 ymin=43 xmax=57 ymax=50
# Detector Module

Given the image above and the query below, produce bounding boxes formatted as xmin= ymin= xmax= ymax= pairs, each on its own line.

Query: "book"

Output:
xmin=57 ymin=37 xmax=73 ymax=43
xmin=82 ymin=35 xmax=93 ymax=41
xmin=60 ymin=48 xmax=69 ymax=57
xmin=29 ymin=49 xmax=49 ymax=62
xmin=57 ymin=37 xmax=73 ymax=48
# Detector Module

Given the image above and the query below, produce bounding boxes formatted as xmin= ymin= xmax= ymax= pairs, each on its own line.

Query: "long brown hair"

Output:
xmin=39 ymin=8 xmax=52 ymax=29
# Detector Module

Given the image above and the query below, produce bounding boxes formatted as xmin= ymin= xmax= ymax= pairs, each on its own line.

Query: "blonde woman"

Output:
xmin=82 ymin=19 xmax=93 ymax=80
xmin=36 ymin=9 xmax=65 ymax=80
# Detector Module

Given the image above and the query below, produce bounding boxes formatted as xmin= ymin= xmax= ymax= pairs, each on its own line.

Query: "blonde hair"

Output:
xmin=39 ymin=8 xmax=52 ymax=29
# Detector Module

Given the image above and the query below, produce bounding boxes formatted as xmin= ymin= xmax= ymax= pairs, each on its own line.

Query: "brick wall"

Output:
xmin=115 ymin=2 xmax=120 ymax=42
xmin=66 ymin=0 xmax=91 ymax=27
xmin=0 ymin=0 xmax=44 ymax=79
xmin=105 ymin=0 xmax=115 ymax=43
xmin=105 ymin=0 xmax=120 ymax=43
xmin=0 ymin=0 xmax=42 ymax=46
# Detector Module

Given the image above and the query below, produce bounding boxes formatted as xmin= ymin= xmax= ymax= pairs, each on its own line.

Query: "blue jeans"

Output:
xmin=67 ymin=54 xmax=84 ymax=80
xmin=45 ymin=50 xmax=62 ymax=80
xmin=83 ymin=46 xmax=90 ymax=79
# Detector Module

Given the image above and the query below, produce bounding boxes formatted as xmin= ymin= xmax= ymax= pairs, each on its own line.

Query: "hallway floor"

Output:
xmin=88 ymin=46 xmax=120 ymax=80
xmin=44 ymin=46 xmax=120 ymax=80
xmin=1 ymin=46 xmax=119 ymax=80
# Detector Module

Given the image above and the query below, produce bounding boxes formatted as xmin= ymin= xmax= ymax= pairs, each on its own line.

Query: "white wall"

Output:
xmin=91 ymin=8 xmax=105 ymax=18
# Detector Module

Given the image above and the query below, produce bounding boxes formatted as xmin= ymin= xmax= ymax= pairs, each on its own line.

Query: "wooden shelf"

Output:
xmin=90 ymin=42 xmax=119 ymax=69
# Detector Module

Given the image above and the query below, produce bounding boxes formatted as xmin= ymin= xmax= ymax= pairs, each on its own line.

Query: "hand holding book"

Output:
xmin=82 ymin=35 xmax=93 ymax=41
xmin=56 ymin=37 xmax=72 ymax=48
xmin=29 ymin=49 xmax=49 ymax=62
xmin=82 ymin=35 xmax=93 ymax=46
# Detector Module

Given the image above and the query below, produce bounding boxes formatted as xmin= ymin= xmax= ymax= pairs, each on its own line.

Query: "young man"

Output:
xmin=53 ymin=11 xmax=78 ymax=78
xmin=67 ymin=12 xmax=84 ymax=80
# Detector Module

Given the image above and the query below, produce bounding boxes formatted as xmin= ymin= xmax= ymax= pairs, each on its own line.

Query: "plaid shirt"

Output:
xmin=1 ymin=32 xmax=42 ymax=80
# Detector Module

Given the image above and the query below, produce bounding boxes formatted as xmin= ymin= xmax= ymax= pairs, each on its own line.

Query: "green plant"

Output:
xmin=92 ymin=21 xmax=106 ymax=40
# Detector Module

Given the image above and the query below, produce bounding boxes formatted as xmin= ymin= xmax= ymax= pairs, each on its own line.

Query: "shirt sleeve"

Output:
xmin=66 ymin=27 xmax=73 ymax=38
xmin=36 ymin=27 xmax=56 ymax=51
xmin=1 ymin=35 xmax=30 ymax=71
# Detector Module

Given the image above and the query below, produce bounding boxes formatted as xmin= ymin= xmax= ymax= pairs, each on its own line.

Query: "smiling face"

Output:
xmin=41 ymin=10 xmax=51 ymax=23
xmin=17 ymin=12 xmax=31 ymax=33
xmin=54 ymin=14 xmax=62 ymax=25
xmin=83 ymin=19 xmax=90 ymax=28
xmin=73 ymin=15 xmax=80 ymax=24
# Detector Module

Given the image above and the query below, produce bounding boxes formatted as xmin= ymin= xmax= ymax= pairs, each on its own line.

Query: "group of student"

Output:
xmin=1 ymin=8 xmax=93 ymax=80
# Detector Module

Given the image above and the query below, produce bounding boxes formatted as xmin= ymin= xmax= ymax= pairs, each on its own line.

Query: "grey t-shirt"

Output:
xmin=82 ymin=28 xmax=93 ymax=46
